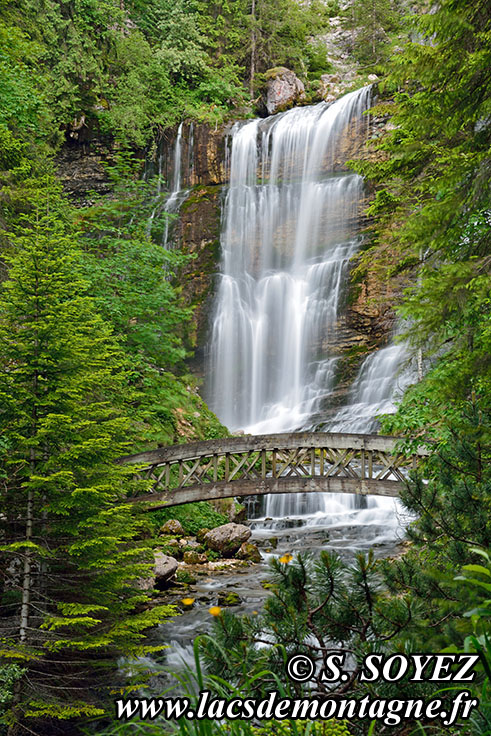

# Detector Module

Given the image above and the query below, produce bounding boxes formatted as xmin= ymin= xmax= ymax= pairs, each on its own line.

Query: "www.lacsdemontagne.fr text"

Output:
xmin=116 ymin=689 xmax=479 ymax=727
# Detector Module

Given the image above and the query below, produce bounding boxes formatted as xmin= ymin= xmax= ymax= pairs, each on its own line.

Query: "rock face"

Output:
xmin=204 ymin=523 xmax=251 ymax=556
xmin=178 ymin=187 xmax=221 ymax=350
xmin=160 ymin=519 xmax=185 ymax=536
xmin=264 ymin=67 xmax=306 ymax=115
xmin=55 ymin=107 xmax=401 ymax=390
xmin=56 ymin=141 xmax=114 ymax=206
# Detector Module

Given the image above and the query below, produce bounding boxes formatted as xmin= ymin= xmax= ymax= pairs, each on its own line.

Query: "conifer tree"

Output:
xmin=0 ymin=203 xmax=173 ymax=735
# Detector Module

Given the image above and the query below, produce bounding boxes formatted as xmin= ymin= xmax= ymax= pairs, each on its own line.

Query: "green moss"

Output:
xmin=175 ymin=570 xmax=197 ymax=585
xmin=335 ymin=343 xmax=374 ymax=387
xmin=217 ymin=591 xmax=241 ymax=606
xmin=181 ymin=185 xmax=220 ymax=214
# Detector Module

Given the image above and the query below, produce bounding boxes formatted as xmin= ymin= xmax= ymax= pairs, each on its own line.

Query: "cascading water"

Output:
xmin=326 ymin=340 xmax=416 ymax=434
xmin=206 ymin=86 xmax=414 ymax=532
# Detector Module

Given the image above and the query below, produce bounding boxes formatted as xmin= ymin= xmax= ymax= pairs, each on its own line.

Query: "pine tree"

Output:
xmin=0 ymin=203 xmax=173 ymax=735
xmin=382 ymin=397 xmax=491 ymax=649
xmin=343 ymin=0 xmax=401 ymax=66
xmin=201 ymin=550 xmax=412 ymax=698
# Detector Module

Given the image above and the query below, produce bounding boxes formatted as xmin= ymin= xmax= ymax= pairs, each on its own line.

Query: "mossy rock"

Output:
xmin=160 ymin=519 xmax=185 ymax=536
xmin=236 ymin=542 xmax=262 ymax=563
xmin=217 ymin=591 xmax=241 ymax=607
xmin=196 ymin=528 xmax=211 ymax=543
xmin=175 ymin=570 xmax=197 ymax=585
xmin=183 ymin=550 xmax=208 ymax=564
xmin=264 ymin=66 xmax=291 ymax=80
xmin=160 ymin=537 xmax=182 ymax=558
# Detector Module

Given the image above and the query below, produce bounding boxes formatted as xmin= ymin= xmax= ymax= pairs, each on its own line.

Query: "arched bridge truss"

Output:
xmin=119 ymin=432 xmax=428 ymax=509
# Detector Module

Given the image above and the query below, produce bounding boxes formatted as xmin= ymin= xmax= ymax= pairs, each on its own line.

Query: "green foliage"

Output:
xmin=79 ymin=153 xmax=190 ymax=369
xmin=0 ymin=197 xmax=174 ymax=730
xmin=151 ymin=502 xmax=228 ymax=536
xmin=351 ymin=0 xmax=491 ymax=435
xmin=381 ymin=400 xmax=490 ymax=652
xmin=445 ymin=550 xmax=491 ymax=735
xmin=252 ymin=722 xmax=352 ymax=736
xmin=342 ymin=0 xmax=403 ymax=68
xmin=0 ymin=18 xmax=48 ymax=138
xmin=0 ymin=664 xmax=26 ymax=728
xmin=0 ymin=125 xmax=25 ymax=171
xmin=200 ymin=550 xmax=412 ymax=697
xmin=78 ymin=151 xmax=227 ymax=447
xmin=175 ymin=570 xmax=198 ymax=584
xmin=0 ymin=0 xmax=336 ymax=147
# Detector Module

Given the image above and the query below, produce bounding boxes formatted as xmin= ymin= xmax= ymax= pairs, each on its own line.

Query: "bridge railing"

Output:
xmin=119 ymin=432 xmax=429 ymax=508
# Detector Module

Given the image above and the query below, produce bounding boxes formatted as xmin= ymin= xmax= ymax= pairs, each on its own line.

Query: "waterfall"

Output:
xmin=326 ymin=340 xmax=417 ymax=434
xmin=156 ymin=91 xmax=417 ymax=674
xmin=206 ymin=86 xmax=415 ymax=529
xmin=146 ymin=122 xmax=190 ymax=247
xmin=207 ymin=87 xmax=371 ymax=433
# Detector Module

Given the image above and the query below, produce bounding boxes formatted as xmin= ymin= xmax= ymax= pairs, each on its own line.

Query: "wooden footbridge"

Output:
xmin=120 ymin=432 xmax=428 ymax=509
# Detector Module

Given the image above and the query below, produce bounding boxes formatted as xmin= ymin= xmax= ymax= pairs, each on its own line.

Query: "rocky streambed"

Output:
xmin=142 ymin=495 xmax=411 ymax=687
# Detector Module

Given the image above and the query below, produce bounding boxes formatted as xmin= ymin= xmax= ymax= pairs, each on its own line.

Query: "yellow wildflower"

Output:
xmin=209 ymin=606 xmax=222 ymax=617
xmin=181 ymin=598 xmax=195 ymax=606
xmin=279 ymin=554 xmax=293 ymax=564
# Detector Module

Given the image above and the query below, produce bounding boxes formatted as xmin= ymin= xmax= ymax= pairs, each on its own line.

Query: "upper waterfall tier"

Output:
xmin=207 ymin=87 xmax=372 ymax=433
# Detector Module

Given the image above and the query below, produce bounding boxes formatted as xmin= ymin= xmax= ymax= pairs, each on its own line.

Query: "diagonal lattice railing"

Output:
xmin=119 ymin=433 xmax=429 ymax=509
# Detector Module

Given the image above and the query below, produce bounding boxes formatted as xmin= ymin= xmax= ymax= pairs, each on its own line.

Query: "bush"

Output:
xmin=151 ymin=502 xmax=228 ymax=536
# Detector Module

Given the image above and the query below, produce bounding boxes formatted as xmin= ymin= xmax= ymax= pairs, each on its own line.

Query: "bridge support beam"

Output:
xmin=132 ymin=476 xmax=404 ymax=510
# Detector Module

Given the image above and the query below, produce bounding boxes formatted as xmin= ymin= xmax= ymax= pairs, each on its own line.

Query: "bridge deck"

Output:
xmin=119 ymin=432 xmax=428 ymax=509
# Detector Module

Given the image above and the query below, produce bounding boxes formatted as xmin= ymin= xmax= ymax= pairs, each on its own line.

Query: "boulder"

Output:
xmin=236 ymin=542 xmax=262 ymax=563
xmin=196 ymin=527 xmax=211 ymax=543
xmin=179 ymin=537 xmax=199 ymax=549
xmin=160 ymin=519 xmax=185 ymax=536
xmin=183 ymin=550 xmax=208 ymax=565
xmin=138 ymin=552 xmax=178 ymax=591
xmin=264 ymin=67 xmax=306 ymax=115
xmin=154 ymin=552 xmax=178 ymax=587
xmin=162 ymin=537 xmax=181 ymax=557
xmin=204 ymin=523 xmax=251 ymax=556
